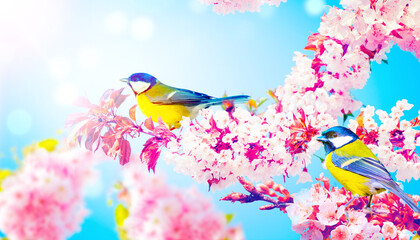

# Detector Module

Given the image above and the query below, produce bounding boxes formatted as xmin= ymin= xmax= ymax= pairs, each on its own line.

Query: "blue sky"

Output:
xmin=0 ymin=0 xmax=419 ymax=239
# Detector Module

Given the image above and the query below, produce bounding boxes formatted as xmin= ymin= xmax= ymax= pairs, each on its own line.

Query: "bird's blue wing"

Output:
xmin=148 ymin=83 xmax=213 ymax=106
xmin=331 ymin=153 xmax=392 ymax=181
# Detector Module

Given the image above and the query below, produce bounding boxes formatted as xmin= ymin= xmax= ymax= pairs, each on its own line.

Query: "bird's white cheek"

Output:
xmin=131 ymin=81 xmax=151 ymax=94
xmin=330 ymin=136 xmax=354 ymax=149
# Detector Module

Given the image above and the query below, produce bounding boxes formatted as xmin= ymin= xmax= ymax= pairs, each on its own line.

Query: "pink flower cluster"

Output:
xmin=199 ymin=0 xmax=286 ymax=15
xmin=116 ymin=159 xmax=244 ymax=240
xmin=164 ymin=107 xmax=333 ymax=189
xmin=347 ymin=100 xmax=420 ymax=182
xmin=287 ymin=174 xmax=420 ymax=240
xmin=0 ymin=147 xmax=98 ymax=240
xmin=337 ymin=0 xmax=420 ymax=59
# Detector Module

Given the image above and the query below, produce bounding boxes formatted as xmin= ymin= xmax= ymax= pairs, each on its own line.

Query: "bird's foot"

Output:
xmin=364 ymin=206 xmax=373 ymax=219
xmin=344 ymin=209 xmax=350 ymax=226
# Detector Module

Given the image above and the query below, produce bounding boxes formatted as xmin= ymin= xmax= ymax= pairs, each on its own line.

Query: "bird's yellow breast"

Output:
xmin=325 ymin=140 xmax=380 ymax=196
xmin=136 ymin=93 xmax=190 ymax=129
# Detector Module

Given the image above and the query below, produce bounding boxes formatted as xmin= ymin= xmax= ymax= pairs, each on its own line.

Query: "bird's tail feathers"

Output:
xmin=203 ymin=95 xmax=250 ymax=107
xmin=381 ymin=180 xmax=420 ymax=213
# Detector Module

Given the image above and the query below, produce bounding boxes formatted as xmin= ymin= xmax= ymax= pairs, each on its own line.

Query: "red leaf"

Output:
xmin=116 ymin=116 xmax=134 ymax=128
xmin=305 ymin=33 xmax=328 ymax=53
xmin=315 ymin=175 xmax=331 ymax=190
xmin=115 ymin=94 xmax=129 ymax=109
xmin=157 ymin=116 xmax=170 ymax=130
xmin=85 ymin=126 xmax=102 ymax=151
xmin=360 ymin=45 xmax=376 ymax=59
xmin=111 ymin=88 xmax=128 ymax=108
xmin=208 ymin=177 xmax=225 ymax=191
xmin=311 ymin=57 xmax=325 ymax=72
xmin=410 ymin=117 xmax=420 ymax=127
xmin=140 ymin=138 xmax=161 ymax=173
xmin=145 ymin=117 xmax=155 ymax=131
xmin=154 ymin=117 xmax=176 ymax=139
xmin=65 ymin=113 xmax=89 ymax=128
xmin=74 ymin=96 xmax=98 ymax=109
xmin=207 ymin=116 xmax=221 ymax=134
xmin=101 ymin=133 xmax=117 ymax=158
xmin=391 ymin=29 xmax=403 ymax=39
xmin=129 ymin=104 xmax=137 ymax=122
xmin=119 ymin=139 xmax=131 ymax=165
xmin=99 ymin=89 xmax=114 ymax=105
xmin=304 ymin=45 xmax=317 ymax=51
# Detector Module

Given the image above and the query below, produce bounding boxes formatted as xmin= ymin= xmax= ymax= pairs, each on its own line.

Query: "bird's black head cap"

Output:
xmin=316 ymin=126 xmax=359 ymax=154
xmin=129 ymin=73 xmax=157 ymax=85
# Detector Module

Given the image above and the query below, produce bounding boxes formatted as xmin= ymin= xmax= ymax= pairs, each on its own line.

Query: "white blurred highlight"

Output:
xmin=54 ymin=82 xmax=79 ymax=106
xmin=7 ymin=109 xmax=32 ymax=135
xmin=259 ymin=5 xmax=276 ymax=18
xmin=48 ymin=58 xmax=71 ymax=81
xmin=105 ymin=11 xmax=128 ymax=35
xmin=131 ymin=17 xmax=155 ymax=40
xmin=79 ymin=47 xmax=101 ymax=69
xmin=304 ymin=0 xmax=326 ymax=16
xmin=189 ymin=0 xmax=207 ymax=14
xmin=0 ymin=0 xmax=67 ymax=56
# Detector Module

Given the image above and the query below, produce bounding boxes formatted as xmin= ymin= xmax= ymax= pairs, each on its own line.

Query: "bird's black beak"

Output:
xmin=316 ymin=136 xmax=328 ymax=142
xmin=120 ymin=78 xmax=130 ymax=84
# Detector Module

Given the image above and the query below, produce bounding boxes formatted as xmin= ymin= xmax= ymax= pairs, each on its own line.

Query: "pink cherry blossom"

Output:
xmin=0 ymin=145 xmax=98 ymax=240
xmin=331 ymin=225 xmax=350 ymax=240
xmin=382 ymin=222 xmax=398 ymax=239
xmin=199 ymin=0 xmax=287 ymax=15
xmin=115 ymin=158 xmax=244 ymax=240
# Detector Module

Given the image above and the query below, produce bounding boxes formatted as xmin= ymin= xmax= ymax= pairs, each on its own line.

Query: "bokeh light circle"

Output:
xmin=7 ymin=109 xmax=32 ymax=135
xmin=105 ymin=11 xmax=128 ymax=35
xmin=304 ymin=0 xmax=326 ymax=16
xmin=131 ymin=17 xmax=155 ymax=40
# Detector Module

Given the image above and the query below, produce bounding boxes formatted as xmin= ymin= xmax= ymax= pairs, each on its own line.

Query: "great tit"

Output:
xmin=317 ymin=126 xmax=420 ymax=219
xmin=121 ymin=73 xmax=249 ymax=129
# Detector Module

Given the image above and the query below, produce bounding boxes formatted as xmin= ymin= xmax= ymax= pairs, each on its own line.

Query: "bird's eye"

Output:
xmin=326 ymin=131 xmax=338 ymax=138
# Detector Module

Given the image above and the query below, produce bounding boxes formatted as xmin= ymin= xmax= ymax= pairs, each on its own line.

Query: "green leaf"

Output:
xmin=343 ymin=111 xmax=354 ymax=125
xmin=114 ymin=182 xmax=123 ymax=190
xmin=0 ymin=169 xmax=12 ymax=192
xmin=257 ymin=98 xmax=267 ymax=108
xmin=313 ymin=154 xmax=325 ymax=163
xmin=381 ymin=59 xmax=388 ymax=64
xmin=115 ymin=204 xmax=129 ymax=227
xmin=225 ymin=213 xmax=235 ymax=224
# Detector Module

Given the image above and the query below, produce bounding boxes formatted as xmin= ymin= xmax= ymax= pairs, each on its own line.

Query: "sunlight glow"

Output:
xmin=54 ymin=82 xmax=79 ymax=106
xmin=105 ymin=11 xmax=128 ymax=35
xmin=131 ymin=17 xmax=155 ymax=40
xmin=79 ymin=47 xmax=101 ymax=69
xmin=48 ymin=58 xmax=71 ymax=81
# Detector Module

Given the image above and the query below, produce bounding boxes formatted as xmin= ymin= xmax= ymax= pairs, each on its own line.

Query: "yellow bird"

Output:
xmin=317 ymin=126 xmax=420 ymax=218
xmin=121 ymin=73 xmax=249 ymax=129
